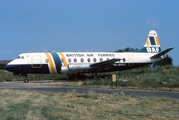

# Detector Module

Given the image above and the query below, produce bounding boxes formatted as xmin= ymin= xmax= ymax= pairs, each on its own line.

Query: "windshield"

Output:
xmin=17 ymin=56 xmax=24 ymax=59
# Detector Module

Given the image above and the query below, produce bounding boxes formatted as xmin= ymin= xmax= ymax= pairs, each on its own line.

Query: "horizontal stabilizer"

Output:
xmin=150 ymin=47 xmax=174 ymax=59
xmin=90 ymin=58 xmax=120 ymax=67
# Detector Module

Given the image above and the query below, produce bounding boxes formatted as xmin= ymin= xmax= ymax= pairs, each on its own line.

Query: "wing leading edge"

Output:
xmin=90 ymin=58 xmax=120 ymax=67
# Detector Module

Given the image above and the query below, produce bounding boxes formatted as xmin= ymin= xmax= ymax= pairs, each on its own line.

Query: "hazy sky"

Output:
xmin=0 ymin=0 xmax=179 ymax=65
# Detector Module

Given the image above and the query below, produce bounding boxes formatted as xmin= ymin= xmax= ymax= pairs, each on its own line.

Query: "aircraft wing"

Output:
xmin=150 ymin=47 xmax=174 ymax=59
xmin=90 ymin=58 xmax=120 ymax=67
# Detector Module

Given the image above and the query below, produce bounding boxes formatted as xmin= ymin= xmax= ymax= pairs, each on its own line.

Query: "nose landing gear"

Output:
xmin=12 ymin=73 xmax=29 ymax=83
xmin=24 ymin=75 xmax=29 ymax=83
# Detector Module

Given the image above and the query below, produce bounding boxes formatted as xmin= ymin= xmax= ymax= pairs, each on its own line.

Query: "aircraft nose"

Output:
xmin=5 ymin=64 xmax=12 ymax=72
xmin=5 ymin=64 xmax=9 ymax=70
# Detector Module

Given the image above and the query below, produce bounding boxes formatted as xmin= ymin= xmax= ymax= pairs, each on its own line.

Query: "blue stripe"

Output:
xmin=6 ymin=64 xmax=50 ymax=74
xmin=50 ymin=52 xmax=62 ymax=73
xmin=149 ymin=37 xmax=156 ymax=45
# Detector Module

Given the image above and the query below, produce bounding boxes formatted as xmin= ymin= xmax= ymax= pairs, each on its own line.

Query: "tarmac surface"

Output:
xmin=0 ymin=81 xmax=179 ymax=99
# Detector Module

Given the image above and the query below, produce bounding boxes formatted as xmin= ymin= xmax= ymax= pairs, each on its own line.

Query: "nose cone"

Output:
xmin=5 ymin=64 xmax=11 ymax=72
xmin=5 ymin=64 xmax=10 ymax=71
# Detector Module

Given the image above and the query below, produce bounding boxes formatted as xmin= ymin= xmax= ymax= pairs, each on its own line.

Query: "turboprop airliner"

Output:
xmin=5 ymin=30 xmax=173 ymax=83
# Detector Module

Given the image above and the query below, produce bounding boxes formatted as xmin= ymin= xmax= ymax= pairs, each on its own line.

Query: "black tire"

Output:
xmin=24 ymin=79 xmax=29 ymax=83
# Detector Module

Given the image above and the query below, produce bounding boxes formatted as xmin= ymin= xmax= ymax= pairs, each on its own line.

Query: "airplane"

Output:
xmin=5 ymin=30 xmax=173 ymax=83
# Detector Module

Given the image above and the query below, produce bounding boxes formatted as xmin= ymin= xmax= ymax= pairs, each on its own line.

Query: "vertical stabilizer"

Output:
xmin=144 ymin=30 xmax=160 ymax=47
xmin=137 ymin=30 xmax=161 ymax=53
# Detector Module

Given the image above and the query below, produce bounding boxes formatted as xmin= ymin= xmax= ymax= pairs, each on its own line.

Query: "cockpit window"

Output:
xmin=18 ymin=56 xmax=24 ymax=59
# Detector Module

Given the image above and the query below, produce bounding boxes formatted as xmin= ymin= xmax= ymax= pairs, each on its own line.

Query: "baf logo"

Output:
xmin=146 ymin=47 xmax=159 ymax=53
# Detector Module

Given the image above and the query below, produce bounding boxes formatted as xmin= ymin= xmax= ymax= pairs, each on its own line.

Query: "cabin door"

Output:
xmin=31 ymin=55 xmax=42 ymax=68
xmin=128 ymin=55 xmax=134 ymax=66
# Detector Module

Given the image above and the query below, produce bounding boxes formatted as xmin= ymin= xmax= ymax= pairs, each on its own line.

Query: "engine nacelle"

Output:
xmin=61 ymin=66 xmax=69 ymax=73
xmin=61 ymin=64 xmax=92 ymax=73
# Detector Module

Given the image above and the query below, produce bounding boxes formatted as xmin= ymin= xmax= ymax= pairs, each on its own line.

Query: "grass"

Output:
xmin=0 ymin=65 xmax=179 ymax=91
xmin=0 ymin=70 xmax=69 ymax=82
xmin=82 ymin=66 xmax=179 ymax=89
xmin=0 ymin=89 xmax=179 ymax=120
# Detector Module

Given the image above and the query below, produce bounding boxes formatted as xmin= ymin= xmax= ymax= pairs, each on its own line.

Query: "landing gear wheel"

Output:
xmin=24 ymin=75 xmax=29 ymax=83
xmin=24 ymin=79 xmax=29 ymax=83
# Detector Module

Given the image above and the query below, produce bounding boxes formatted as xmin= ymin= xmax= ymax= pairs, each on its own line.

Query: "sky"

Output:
xmin=0 ymin=0 xmax=179 ymax=66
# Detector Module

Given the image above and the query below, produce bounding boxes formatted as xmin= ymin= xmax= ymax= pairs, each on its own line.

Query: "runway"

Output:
xmin=0 ymin=81 xmax=179 ymax=99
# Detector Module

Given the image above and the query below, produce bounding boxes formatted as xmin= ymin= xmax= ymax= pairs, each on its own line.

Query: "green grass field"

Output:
xmin=0 ymin=65 xmax=178 ymax=89
xmin=0 ymin=66 xmax=179 ymax=119
xmin=0 ymin=89 xmax=179 ymax=120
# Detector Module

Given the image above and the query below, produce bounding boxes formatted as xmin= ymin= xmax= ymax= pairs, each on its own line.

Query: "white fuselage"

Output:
xmin=4 ymin=30 xmax=173 ymax=83
xmin=5 ymin=51 xmax=160 ymax=75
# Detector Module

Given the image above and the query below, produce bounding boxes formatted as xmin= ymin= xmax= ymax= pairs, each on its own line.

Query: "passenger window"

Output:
xmin=87 ymin=58 xmax=90 ymax=63
xmin=61 ymin=58 xmax=64 ymax=63
xmin=68 ymin=58 xmax=71 ymax=63
xmin=74 ymin=58 xmax=77 ymax=63
xmin=93 ymin=58 xmax=96 ymax=62
xmin=45 ymin=58 xmax=49 ymax=63
xmin=123 ymin=58 xmax=126 ymax=62
xmin=81 ymin=58 xmax=84 ymax=63
xmin=100 ymin=58 xmax=103 ymax=62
